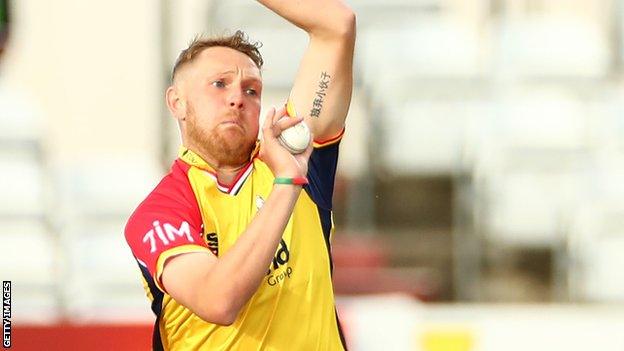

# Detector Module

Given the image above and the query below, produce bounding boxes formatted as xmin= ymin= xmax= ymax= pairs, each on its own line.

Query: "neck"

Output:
xmin=215 ymin=164 xmax=247 ymax=186
xmin=184 ymin=142 xmax=248 ymax=186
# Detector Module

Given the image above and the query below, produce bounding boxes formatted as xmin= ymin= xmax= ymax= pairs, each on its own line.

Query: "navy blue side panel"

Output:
xmin=316 ymin=207 xmax=345 ymax=349
xmin=138 ymin=262 xmax=165 ymax=351
xmin=307 ymin=142 xmax=343 ymax=349
xmin=305 ymin=142 xmax=340 ymax=211
xmin=317 ymin=206 xmax=334 ymax=274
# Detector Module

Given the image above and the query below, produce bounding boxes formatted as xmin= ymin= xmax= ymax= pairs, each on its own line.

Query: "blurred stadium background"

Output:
xmin=2 ymin=0 xmax=624 ymax=349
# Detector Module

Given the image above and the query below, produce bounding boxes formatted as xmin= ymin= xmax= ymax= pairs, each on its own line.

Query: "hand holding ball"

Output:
xmin=278 ymin=119 xmax=311 ymax=154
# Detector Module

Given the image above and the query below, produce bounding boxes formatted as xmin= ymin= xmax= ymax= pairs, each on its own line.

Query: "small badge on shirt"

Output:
xmin=256 ymin=195 xmax=265 ymax=211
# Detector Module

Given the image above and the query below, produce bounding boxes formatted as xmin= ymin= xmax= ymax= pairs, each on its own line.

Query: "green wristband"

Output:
xmin=274 ymin=177 xmax=308 ymax=186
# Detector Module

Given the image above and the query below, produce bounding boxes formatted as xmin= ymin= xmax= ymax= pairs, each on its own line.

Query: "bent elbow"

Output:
xmin=341 ymin=10 xmax=356 ymax=37
xmin=312 ymin=8 xmax=356 ymax=40
xmin=217 ymin=305 xmax=240 ymax=326
xmin=196 ymin=302 xmax=240 ymax=326
xmin=329 ymin=10 xmax=356 ymax=39
xmin=211 ymin=312 xmax=238 ymax=327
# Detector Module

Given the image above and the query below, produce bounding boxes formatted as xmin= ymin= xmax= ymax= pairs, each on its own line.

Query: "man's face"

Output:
xmin=178 ymin=46 xmax=262 ymax=168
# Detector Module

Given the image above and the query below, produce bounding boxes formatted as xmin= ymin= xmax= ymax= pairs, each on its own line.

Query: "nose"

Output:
xmin=228 ymin=89 xmax=244 ymax=109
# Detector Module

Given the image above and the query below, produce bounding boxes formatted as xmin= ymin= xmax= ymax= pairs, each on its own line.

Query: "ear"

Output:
xmin=166 ymin=85 xmax=186 ymax=121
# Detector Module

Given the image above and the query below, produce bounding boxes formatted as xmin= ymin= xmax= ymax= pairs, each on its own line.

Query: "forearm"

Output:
xmin=256 ymin=0 xmax=355 ymax=39
xmin=199 ymin=184 xmax=301 ymax=320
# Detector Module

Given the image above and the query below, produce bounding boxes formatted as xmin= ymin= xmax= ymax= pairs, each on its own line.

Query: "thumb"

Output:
xmin=261 ymin=107 xmax=276 ymax=139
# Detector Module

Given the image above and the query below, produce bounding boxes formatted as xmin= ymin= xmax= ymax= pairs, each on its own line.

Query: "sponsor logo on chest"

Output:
xmin=266 ymin=239 xmax=293 ymax=286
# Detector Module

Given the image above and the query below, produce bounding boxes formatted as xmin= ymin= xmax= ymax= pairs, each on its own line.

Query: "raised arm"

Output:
xmin=257 ymin=0 xmax=356 ymax=141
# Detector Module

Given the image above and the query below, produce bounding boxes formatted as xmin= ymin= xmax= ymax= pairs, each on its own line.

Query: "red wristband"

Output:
xmin=273 ymin=177 xmax=308 ymax=186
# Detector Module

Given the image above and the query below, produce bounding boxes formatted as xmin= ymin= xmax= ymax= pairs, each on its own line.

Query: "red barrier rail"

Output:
xmin=12 ymin=324 xmax=152 ymax=351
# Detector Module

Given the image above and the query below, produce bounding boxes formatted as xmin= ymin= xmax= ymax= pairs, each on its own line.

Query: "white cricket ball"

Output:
xmin=278 ymin=119 xmax=311 ymax=154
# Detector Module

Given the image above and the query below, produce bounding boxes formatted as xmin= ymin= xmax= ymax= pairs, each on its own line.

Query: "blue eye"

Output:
xmin=212 ymin=80 xmax=225 ymax=88
xmin=245 ymin=88 xmax=257 ymax=96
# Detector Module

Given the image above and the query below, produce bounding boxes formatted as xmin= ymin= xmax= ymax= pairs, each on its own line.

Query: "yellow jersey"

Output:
xmin=125 ymin=131 xmax=346 ymax=350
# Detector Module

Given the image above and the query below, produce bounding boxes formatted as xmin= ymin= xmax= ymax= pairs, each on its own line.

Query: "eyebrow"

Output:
xmin=211 ymin=70 xmax=262 ymax=84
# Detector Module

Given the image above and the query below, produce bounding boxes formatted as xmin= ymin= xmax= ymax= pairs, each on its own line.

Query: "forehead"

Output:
xmin=187 ymin=46 xmax=261 ymax=79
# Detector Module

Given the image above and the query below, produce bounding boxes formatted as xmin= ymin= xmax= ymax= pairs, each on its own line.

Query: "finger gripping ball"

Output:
xmin=278 ymin=120 xmax=311 ymax=154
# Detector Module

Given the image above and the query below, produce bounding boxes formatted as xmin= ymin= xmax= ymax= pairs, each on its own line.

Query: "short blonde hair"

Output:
xmin=171 ymin=30 xmax=263 ymax=81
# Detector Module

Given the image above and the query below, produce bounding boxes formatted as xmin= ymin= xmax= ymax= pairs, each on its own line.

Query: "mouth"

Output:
xmin=218 ymin=120 xmax=245 ymax=132
xmin=221 ymin=120 xmax=240 ymax=126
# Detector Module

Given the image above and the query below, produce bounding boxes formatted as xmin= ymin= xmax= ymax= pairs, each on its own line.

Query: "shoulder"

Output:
xmin=124 ymin=159 xmax=212 ymax=291
xmin=125 ymin=159 xmax=202 ymax=241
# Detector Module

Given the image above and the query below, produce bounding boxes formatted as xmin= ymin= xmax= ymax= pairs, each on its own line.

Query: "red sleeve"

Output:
xmin=124 ymin=160 xmax=212 ymax=292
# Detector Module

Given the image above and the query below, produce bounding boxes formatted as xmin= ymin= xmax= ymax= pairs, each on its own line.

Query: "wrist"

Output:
xmin=273 ymin=171 xmax=306 ymax=179
xmin=273 ymin=176 xmax=308 ymax=186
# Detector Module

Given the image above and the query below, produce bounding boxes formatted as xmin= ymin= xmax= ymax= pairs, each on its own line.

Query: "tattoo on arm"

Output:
xmin=310 ymin=71 xmax=331 ymax=118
